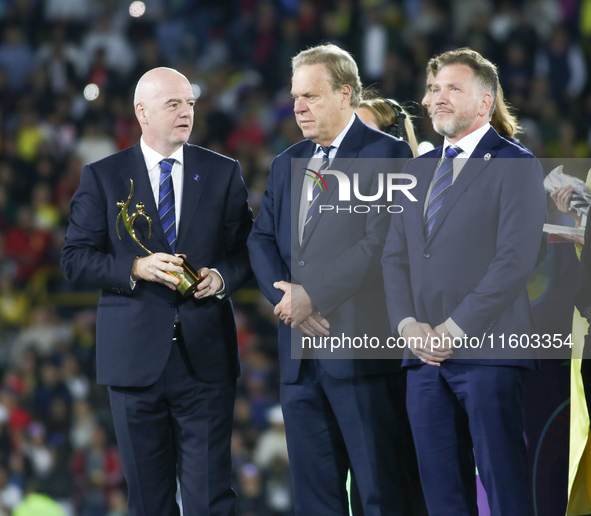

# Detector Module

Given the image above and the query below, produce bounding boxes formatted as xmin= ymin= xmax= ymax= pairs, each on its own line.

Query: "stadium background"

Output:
xmin=0 ymin=0 xmax=587 ymax=514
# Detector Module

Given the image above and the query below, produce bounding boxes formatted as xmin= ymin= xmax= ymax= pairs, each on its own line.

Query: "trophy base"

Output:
xmin=172 ymin=260 xmax=205 ymax=298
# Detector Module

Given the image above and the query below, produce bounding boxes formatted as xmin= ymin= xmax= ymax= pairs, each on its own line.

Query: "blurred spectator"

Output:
xmin=32 ymin=360 xmax=71 ymax=421
xmin=254 ymin=405 xmax=293 ymax=516
xmin=524 ymin=0 xmax=563 ymax=40
xmin=35 ymin=25 xmax=83 ymax=95
xmin=14 ymin=307 xmax=72 ymax=360
xmin=500 ymin=42 xmax=533 ymax=106
xmin=253 ymin=405 xmax=288 ymax=470
xmin=31 ymin=182 xmax=60 ymax=230
xmin=535 ymin=25 xmax=588 ymax=106
xmin=0 ymin=26 xmax=33 ymax=92
xmin=105 ymin=488 xmax=128 ymax=516
xmin=0 ymin=274 xmax=30 ymax=330
xmin=70 ymin=400 xmax=98 ymax=452
xmin=235 ymin=463 xmax=266 ymax=516
xmin=74 ymin=121 xmax=117 ymax=165
xmin=13 ymin=477 xmax=66 ymax=516
xmin=22 ymin=422 xmax=54 ymax=478
xmin=55 ymin=155 xmax=83 ymax=219
xmin=16 ymin=111 xmax=45 ymax=163
xmin=4 ymin=206 xmax=51 ymax=283
xmin=82 ymin=16 xmax=135 ymax=76
xmin=0 ymin=464 xmax=23 ymax=515
xmin=1 ymin=387 xmax=32 ymax=440
xmin=45 ymin=396 xmax=70 ymax=447
xmin=0 ymin=406 xmax=12 ymax=466
xmin=72 ymin=426 xmax=123 ymax=516
xmin=44 ymin=0 xmax=93 ymax=24
xmin=62 ymin=354 xmax=90 ymax=401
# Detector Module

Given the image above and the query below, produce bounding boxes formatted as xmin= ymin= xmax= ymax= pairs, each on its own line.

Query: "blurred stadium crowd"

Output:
xmin=0 ymin=0 xmax=589 ymax=514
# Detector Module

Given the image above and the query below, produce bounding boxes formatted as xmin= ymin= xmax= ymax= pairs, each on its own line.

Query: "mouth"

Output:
xmin=434 ymin=109 xmax=452 ymax=116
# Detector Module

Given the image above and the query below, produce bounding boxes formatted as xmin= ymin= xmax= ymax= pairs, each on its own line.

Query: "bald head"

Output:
xmin=134 ymin=67 xmax=195 ymax=157
xmin=134 ymin=67 xmax=189 ymax=106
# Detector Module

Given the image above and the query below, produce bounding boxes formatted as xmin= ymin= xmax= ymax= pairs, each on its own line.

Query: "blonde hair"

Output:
xmin=359 ymin=94 xmax=419 ymax=156
xmin=292 ymin=44 xmax=362 ymax=108
xmin=489 ymin=84 xmax=522 ymax=139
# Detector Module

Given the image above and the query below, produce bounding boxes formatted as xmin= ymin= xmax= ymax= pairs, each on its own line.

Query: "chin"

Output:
xmin=434 ymin=119 xmax=456 ymax=138
xmin=301 ymin=130 xmax=316 ymax=141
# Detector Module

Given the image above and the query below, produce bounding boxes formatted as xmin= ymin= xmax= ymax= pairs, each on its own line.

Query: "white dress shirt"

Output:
xmin=298 ymin=113 xmax=356 ymax=244
xmin=131 ymin=138 xmax=225 ymax=295
xmin=399 ymin=123 xmax=491 ymax=340
xmin=140 ymin=137 xmax=184 ymax=235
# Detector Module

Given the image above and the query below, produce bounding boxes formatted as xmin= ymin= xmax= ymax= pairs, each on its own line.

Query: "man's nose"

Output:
xmin=294 ymin=98 xmax=307 ymax=113
xmin=180 ymin=102 xmax=192 ymax=116
xmin=421 ymin=92 xmax=430 ymax=108
xmin=433 ymin=89 xmax=448 ymax=104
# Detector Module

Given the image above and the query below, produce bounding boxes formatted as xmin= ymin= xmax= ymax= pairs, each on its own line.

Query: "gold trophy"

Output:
xmin=116 ymin=179 xmax=204 ymax=297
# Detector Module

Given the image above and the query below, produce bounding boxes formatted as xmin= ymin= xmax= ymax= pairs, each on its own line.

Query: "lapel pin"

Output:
xmin=193 ymin=174 xmax=200 ymax=181
xmin=484 ymin=153 xmax=491 ymax=161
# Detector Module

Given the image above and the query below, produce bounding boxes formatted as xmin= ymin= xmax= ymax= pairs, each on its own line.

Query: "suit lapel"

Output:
xmin=177 ymin=144 xmax=209 ymax=251
xmin=117 ymin=143 xmax=171 ymax=252
xmin=414 ymin=151 xmax=440 ymax=244
xmin=291 ymin=140 xmax=318 ymax=250
xmin=426 ymin=127 xmax=501 ymax=243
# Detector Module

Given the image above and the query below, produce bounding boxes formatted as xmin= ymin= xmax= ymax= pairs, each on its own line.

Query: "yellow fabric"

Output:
xmin=567 ymin=310 xmax=591 ymax=515
xmin=567 ymin=169 xmax=591 ymax=515
xmin=17 ymin=126 xmax=44 ymax=162
xmin=582 ymin=0 xmax=591 ymax=37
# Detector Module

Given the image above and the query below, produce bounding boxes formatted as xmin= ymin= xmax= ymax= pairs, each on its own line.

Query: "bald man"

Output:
xmin=62 ymin=68 xmax=253 ymax=516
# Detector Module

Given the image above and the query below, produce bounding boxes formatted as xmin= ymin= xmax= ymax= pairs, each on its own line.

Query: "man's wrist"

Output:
xmin=131 ymin=257 xmax=141 ymax=282
xmin=444 ymin=317 xmax=465 ymax=339
xmin=398 ymin=317 xmax=417 ymax=337
xmin=210 ymin=268 xmax=226 ymax=298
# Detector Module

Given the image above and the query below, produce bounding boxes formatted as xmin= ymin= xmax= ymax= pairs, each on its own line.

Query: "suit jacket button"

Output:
xmin=168 ymin=301 xmax=176 ymax=307
xmin=423 ymin=252 xmax=431 ymax=258
xmin=298 ymin=261 xmax=305 ymax=267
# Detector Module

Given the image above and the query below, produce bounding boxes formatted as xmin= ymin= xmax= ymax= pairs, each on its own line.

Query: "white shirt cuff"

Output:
xmin=210 ymin=268 xmax=226 ymax=299
xmin=445 ymin=317 xmax=465 ymax=339
xmin=398 ymin=317 xmax=417 ymax=337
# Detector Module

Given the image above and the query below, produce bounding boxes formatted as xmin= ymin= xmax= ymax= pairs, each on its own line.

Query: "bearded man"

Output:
xmin=381 ymin=50 xmax=546 ymax=516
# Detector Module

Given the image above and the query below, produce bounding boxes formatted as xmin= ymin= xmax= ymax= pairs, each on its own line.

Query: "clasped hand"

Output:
xmin=402 ymin=322 xmax=453 ymax=366
xmin=273 ymin=281 xmax=330 ymax=337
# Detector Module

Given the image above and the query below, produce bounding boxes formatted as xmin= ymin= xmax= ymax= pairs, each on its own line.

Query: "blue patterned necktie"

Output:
xmin=159 ymin=158 xmax=176 ymax=253
xmin=424 ymin=145 xmax=463 ymax=237
xmin=303 ymin=145 xmax=333 ymax=238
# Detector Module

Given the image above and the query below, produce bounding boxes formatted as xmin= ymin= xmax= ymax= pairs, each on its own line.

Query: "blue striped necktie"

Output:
xmin=159 ymin=158 xmax=176 ymax=253
xmin=304 ymin=145 xmax=333 ymax=238
xmin=424 ymin=145 xmax=463 ymax=237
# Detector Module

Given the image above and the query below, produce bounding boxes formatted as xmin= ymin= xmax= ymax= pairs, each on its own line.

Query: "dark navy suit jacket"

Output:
xmin=62 ymin=142 xmax=253 ymax=386
xmin=381 ymin=127 xmax=546 ymax=368
xmin=248 ymin=116 xmax=413 ymax=383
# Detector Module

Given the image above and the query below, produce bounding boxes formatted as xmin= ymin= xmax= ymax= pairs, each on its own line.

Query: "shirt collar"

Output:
xmin=140 ymin=137 xmax=185 ymax=170
xmin=314 ymin=113 xmax=356 ymax=155
xmin=442 ymin=122 xmax=491 ymax=158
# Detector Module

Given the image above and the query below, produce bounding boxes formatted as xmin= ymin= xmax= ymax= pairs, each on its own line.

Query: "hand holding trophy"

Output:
xmin=116 ymin=179 xmax=204 ymax=297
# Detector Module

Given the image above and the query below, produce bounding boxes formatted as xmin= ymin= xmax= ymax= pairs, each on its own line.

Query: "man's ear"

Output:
xmin=341 ymin=84 xmax=352 ymax=108
xmin=479 ymin=93 xmax=493 ymax=118
xmin=135 ymin=102 xmax=147 ymax=124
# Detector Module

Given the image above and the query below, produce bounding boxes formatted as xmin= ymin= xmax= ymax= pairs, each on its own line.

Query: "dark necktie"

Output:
xmin=159 ymin=158 xmax=176 ymax=253
xmin=303 ymin=145 xmax=333 ymax=238
xmin=424 ymin=145 xmax=463 ymax=237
